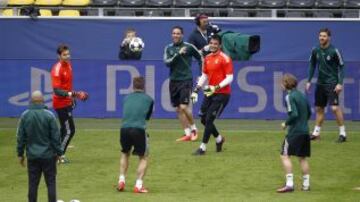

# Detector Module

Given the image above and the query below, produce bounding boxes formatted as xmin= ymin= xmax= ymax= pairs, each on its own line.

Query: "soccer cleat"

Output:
xmin=190 ymin=130 xmax=198 ymax=141
xmin=193 ymin=148 xmax=206 ymax=156
xmin=310 ymin=134 xmax=320 ymax=141
xmin=336 ymin=135 xmax=346 ymax=143
xmin=276 ymin=186 xmax=294 ymax=193
xmin=216 ymin=137 xmax=225 ymax=152
xmin=301 ymin=186 xmax=310 ymax=191
xmin=134 ymin=186 xmax=149 ymax=193
xmin=176 ymin=135 xmax=191 ymax=142
xmin=117 ymin=181 xmax=125 ymax=192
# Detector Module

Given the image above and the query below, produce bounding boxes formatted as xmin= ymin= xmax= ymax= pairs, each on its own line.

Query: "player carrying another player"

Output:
xmin=277 ymin=73 xmax=311 ymax=193
xmin=51 ymin=44 xmax=88 ymax=163
xmin=306 ymin=28 xmax=347 ymax=143
xmin=117 ymin=77 xmax=154 ymax=193
xmin=191 ymin=34 xmax=233 ymax=155
xmin=163 ymin=26 xmax=203 ymax=142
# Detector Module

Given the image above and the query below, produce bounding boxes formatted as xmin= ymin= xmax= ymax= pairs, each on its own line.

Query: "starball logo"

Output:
xmin=8 ymin=67 xmax=53 ymax=108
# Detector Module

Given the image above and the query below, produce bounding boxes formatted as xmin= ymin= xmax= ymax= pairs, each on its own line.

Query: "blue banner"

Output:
xmin=1 ymin=19 xmax=360 ymax=61
xmin=1 ymin=60 xmax=359 ymax=120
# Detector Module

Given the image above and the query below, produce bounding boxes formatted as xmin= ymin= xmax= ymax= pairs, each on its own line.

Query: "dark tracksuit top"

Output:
xmin=17 ymin=104 xmax=63 ymax=160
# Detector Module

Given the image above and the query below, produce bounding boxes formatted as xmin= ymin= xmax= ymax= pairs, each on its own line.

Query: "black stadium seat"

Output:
xmin=288 ymin=0 xmax=315 ymax=8
xmin=317 ymin=0 xmax=343 ymax=8
xmin=92 ymin=0 xmax=118 ymax=6
xmin=118 ymin=0 xmax=145 ymax=7
xmin=345 ymin=0 xmax=360 ymax=8
xmin=286 ymin=11 xmax=306 ymax=17
xmin=259 ymin=0 xmax=286 ymax=8
xmin=145 ymin=0 xmax=173 ymax=7
xmin=174 ymin=0 xmax=201 ymax=7
xmin=202 ymin=0 xmax=229 ymax=7
xmin=229 ymin=0 xmax=258 ymax=7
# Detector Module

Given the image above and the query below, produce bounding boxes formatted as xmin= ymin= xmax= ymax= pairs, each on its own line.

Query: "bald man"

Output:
xmin=17 ymin=91 xmax=63 ymax=202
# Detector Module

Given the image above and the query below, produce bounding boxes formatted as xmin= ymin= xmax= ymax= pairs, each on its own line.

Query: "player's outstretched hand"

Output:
xmin=73 ymin=91 xmax=89 ymax=101
xmin=191 ymin=92 xmax=198 ymax=104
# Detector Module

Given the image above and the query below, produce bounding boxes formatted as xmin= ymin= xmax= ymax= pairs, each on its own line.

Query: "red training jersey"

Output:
xmin=203 ymin=51 xmax=233 ymax=94
xmin=51 ymin=61 xmax=73 ymax=109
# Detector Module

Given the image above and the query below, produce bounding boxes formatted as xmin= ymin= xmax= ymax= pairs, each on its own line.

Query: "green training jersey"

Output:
xmin=122 ymin=91 xmax=154 ymax=130
xmin=285 ymin=89 xmax=311 ymax=137
xmin=308 ymin=44 xmax=345 ymax=85
xmin=163 ymin=41 xmax=203 ymax=81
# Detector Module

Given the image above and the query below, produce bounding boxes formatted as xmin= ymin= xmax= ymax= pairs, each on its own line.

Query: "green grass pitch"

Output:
xmin=1 ymin=118 xmax=360 ymax=202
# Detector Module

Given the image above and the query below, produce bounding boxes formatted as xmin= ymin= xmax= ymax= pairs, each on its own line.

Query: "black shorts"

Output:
xmin=315 ymin=84 xmax=339 ymax=107
xmin=199 ymin=94 xmax=230 ymax=118
xmin=120 ymin=128 xmax=149 ymax=156
xmin=169 ymin=79 xmax=192 ymax=107
xmin=281 ymin=134 xmax=310 ymax=157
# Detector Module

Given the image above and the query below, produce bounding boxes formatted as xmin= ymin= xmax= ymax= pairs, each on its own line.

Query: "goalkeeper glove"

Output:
xmin=203 ymin=85 xmax=220 ymax=97
xmin=191 ymin=86 xmax=200 ymax=104
xmin=70 ymin=91 xmax=89 ymax=101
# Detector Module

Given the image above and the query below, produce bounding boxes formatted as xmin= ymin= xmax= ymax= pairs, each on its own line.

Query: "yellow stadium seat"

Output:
xmin=58 ymin=9 xmax=80 ymax=16
xmin=34 ymin=0 xmax=62 ymax=6
xmin=62 ymin=0 xmax=90 ymax=6
xmin=39 ymin=9 xmax=52 ymax=16
xmin=1 ymin=9 xmax=14 ymax=16
xmin=8 ymin=0 xmax=34 ymax=5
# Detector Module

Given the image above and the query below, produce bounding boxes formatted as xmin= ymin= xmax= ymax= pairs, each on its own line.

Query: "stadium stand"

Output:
xmin=1 ymin=8 xmax=16 ymax=15
xmin=1 ymin=0 xmax=360 ymax=18
xmin=39 ymin=8 xmax=51 ymax=16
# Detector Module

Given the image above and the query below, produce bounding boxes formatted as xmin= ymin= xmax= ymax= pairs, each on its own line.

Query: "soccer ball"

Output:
xmin=129 ymin=37 xmax=144 ymax=52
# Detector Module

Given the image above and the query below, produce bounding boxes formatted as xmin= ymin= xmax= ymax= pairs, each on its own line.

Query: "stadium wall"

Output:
xmin=1 ymin=18 xmax=359 ymax=120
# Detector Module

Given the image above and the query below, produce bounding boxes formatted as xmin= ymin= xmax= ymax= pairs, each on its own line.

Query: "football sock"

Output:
xmin=215 ymin=135 xmax=223 ymax=143
xmin=184 ymin=128 xmax=191 ymax=136
xmin=303 ymin=174 xmax=310 ymax=188
xmin=286 ymin=173 xmax=294 ymax=187
xmin=119 ymin=175 xmax=125 ymax=183
xmin=339 ymin=125 xmax=346 ymax=137
xmin=135 ymin=179 xmax=143 ymax=189
xmin=313 ymin=126 xmax=321 ymax=136
xmin=190 ymin=124 xmax=197 ymax=131
xmin=200 ymin=143 xmax=206 ymax=151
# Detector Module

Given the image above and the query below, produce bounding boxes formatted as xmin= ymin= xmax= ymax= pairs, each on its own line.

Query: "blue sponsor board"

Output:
xmin=1 ymin=60 xmax=359 ymax=119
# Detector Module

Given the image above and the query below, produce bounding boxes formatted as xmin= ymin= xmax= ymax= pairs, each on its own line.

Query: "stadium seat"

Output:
xmin=170 ymin=9 xmax=184 ymax=16
xmin=317 ymin=0 xmax=343 ymax=8
xmin=285 ymin=11 xmax=306 ymax=17
xmin=313 ymin=10 xmax=334 ymax=17
xmin=287 ymin=0 xmax=315 ymax=8
xmin=145 ymin=0 xmax=173 ymax=7
xmin=342 ymin=10 xmax=359 ymax=17
xmin=92 ymin=0 xmax=118 ymax=6
xmin=62 ymin=0 xmax=90 ymax=6
xmin=119 ymin=0 xmax=145 ymax=7
xmin=7 ymin=0 xmax=33 ymax=5
xmin=174 ymin=0 xmax=201 ymax=7
xmin=34 ymin=0 xmax=62 ymax=6
xmin=202 ymin=0 xmax=229 ymax=7
xmin=1 ymin=8 xmax=16 ymax=16
xmin=58 ymin=9 xmax=80 ymax=16
xmin=229 ymin=0 xmax=257 ymax=7
xmin=39 ymin=9 xmax=52 ymax=16
xmin=86 ymin=9 xmax=99 ymax=16
xmin=258 ymin=0 xmax=286 ymax=8
xmin=114 ymin=9 xmax=135 ymax=16
xmin=144 ymin=9 xmax=164 ymax=16
xmin=256 ymin=10 xmax=271 ymax=17
xmin=345 ymin=0 xmax=360 ymax=8
xmin=228 ymin=10 xmax=249 ymax=17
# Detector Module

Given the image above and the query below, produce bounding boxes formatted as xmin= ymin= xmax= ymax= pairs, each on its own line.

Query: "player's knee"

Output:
xmin=175 ymin=107 xmax=181 ymax=113
xmin=179 ymin=104 xmax=188 ymax=111
xmin=331 ymin=105 xmax=339 ymax=112
xmin=315 ymin=107 xmax=324 ymax=113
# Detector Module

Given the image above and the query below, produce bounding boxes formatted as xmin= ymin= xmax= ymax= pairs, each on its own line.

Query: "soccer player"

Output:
xmin=17 ymin=91 xmax=63 ymax=202
xmin=306 ymin=28 xmax=347 ymax=143
xmin=277 ymin=74 xmax=311 ymax=193
xmin=191 ymin=34 xmax=233 ymax=155
xmin=163 ymin=26 xmax=203 ymax=142
xmin=51 ymin=44 xmax=88 ymax=163
xmin=117 ymin=77 xmax=154 ymax=193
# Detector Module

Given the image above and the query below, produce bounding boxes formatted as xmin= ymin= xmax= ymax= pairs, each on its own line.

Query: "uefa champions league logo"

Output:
xmin=8 ymin=67 xmax=53 ymax=108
